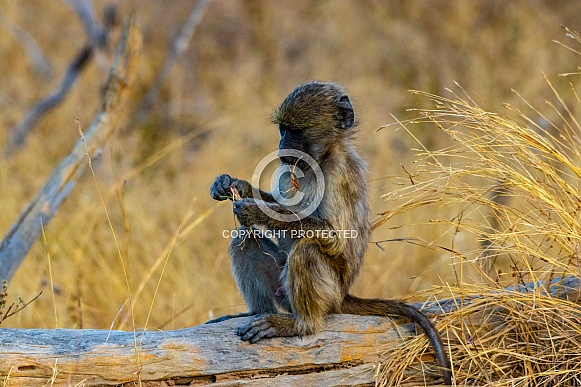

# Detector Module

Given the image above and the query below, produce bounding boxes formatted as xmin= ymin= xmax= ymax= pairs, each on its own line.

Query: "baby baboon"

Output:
xmin=209 ymin=81 xmax=452 ymax=384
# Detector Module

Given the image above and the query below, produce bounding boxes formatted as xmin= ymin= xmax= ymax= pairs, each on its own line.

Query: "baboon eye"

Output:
xmin=279 ymin=124 xmax=291 ymax=132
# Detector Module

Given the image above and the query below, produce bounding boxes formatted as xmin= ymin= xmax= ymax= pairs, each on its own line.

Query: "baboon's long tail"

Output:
xmin=341 ymin=294 xmax=452 ymax=385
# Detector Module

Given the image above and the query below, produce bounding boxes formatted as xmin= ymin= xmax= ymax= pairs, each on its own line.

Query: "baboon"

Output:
xmin=208 ymin=81 xmax=452 ymax=384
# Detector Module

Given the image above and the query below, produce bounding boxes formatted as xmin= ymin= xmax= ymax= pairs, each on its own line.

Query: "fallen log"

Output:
xmin=0 ymin=315 xmax=428 ymax=386
xmin=1 ymin=276 xmax=579 ymax=386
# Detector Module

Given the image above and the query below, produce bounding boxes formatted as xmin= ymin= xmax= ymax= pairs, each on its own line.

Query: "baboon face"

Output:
xmin=273 ymin=81 xmax=355 ymax=165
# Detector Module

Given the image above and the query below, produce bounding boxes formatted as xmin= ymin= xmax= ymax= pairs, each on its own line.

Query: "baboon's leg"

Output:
xmin=237 ymin=239 xmax=341 ymax=341
xmin=207 ymin=227 xmax=285 ymax=323
xmin=288 ymin=239 xmax=342 ymax=332
xmin=231 ymin=227 xmax=286 ymax=313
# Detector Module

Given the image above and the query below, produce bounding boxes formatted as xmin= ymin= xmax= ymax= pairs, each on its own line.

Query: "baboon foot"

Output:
xmin=237 ymin=314 xmax=299 ymax=343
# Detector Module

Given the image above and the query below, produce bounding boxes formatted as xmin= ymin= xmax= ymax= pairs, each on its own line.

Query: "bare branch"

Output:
xmin=135 ymin=0 xmax=212 ymax=124
xmin=0 ymin=16 xmax=141 ymax=282
xmin=0 ymin=8 xmax=52 ymax=77
xmin=4 ymin=46 xmax=94 ymax=157
xmin=3 ymin=1 xmax=118 ymax=157
xmin=0 ymin=291 xmax=42 ymax=324
xmin=65 ymin=0 xmax=109 ymax=47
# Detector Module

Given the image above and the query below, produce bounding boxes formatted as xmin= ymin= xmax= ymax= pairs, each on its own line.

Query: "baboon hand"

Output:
xmin=210 ymin=174 xmax=251 ymax=201
xmin=233 ymin=198 xmax=265 ymax=226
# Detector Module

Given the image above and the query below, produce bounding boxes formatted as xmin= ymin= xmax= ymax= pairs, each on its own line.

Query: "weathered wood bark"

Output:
xmin=0 ymin=17 xmax=141 ymax=281
xmin=0 ymin=315 xmax=422 ymax=386
xmin=0 ymin=276 xmax=579 ymax=386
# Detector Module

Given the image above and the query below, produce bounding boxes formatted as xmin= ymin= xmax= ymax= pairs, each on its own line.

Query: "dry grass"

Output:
xmin=374 ymin=28 xmax=581 ymax=386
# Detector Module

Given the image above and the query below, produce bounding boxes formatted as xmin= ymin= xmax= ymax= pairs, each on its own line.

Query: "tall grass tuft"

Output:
xmin=376 ymin=27 xmax=581 ymax=387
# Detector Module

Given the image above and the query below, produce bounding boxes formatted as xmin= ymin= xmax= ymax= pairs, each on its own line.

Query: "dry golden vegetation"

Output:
xmin=374 ymin=26 xmax=581 ymax=385
xmin=2 ymin=0 xmax=581 ymax=384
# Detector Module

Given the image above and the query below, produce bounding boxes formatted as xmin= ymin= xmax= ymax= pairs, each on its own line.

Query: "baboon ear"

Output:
xmin=336 ymin=95 xmax=355 ymax=129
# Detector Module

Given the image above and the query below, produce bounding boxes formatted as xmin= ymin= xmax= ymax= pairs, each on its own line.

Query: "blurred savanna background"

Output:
xmin=3 ymin=1 xmax=581 ymax=382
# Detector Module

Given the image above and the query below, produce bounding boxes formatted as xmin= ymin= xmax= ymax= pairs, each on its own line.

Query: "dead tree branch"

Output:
xmin=0 ymin=8 xmax=52 ymax=77
xmin=135 ymin=0 xmax=212 ymax=124
xmin=0 ymin=16 xmax=141 ymax=282
xmin=65 ymin=0 xmax=109 ymax=46
xmin=3 ymin=0 xmax=117 ymax=157
xmin=0 ymin=314 xmax=435 ymax=386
